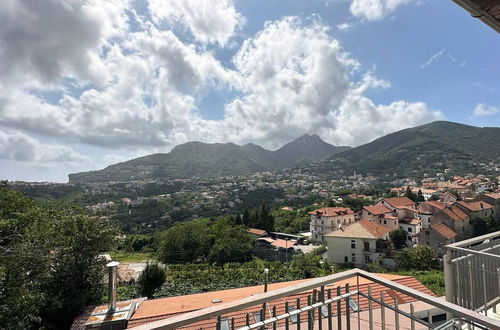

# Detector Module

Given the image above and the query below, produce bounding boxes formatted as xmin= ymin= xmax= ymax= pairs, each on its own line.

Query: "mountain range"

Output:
xmin=69 ymin=121 xmax=500 ymax=183
xmin=328 ymin=121 xmax=500 ymax=177
xmin=69 ymin=134 xmax=350 ymax=183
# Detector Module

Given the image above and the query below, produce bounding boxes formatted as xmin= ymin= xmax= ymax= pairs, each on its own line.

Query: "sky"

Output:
xmin=0 ymin=0 xmax=499 ymax=182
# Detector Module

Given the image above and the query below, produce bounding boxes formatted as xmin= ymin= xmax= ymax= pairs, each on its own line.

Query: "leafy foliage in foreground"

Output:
xmin=0 ymin=186 xmax=117 ymax=329
xmin=396 ymin=245 xmax=440 ymax=271
xmin=137 ymin=262 xmax=166 ymax=298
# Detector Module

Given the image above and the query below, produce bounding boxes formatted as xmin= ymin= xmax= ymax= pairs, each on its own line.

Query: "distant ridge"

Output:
xmin=328 ymin=121 xmax=500 ymax=176
xmin=69 ymin=134 xmax=349 ymax=183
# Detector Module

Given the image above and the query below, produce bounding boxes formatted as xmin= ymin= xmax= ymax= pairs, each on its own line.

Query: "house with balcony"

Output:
xmin=308 ymin=207 xmax=355 ymax=243
xmin=325 ymin=219 xmax=390 ymax=267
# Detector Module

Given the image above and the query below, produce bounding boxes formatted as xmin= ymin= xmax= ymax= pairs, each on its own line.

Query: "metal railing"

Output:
xmin=444 ymin=231 xmax=500 ymax=316
xmin=131 ymin=269 xmax=500 ymax=330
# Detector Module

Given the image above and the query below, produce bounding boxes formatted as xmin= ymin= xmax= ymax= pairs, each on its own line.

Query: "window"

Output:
xmin=364 ymin=242 xmax=370 ymax=252
xmin=383 ymin=220 xmax=387 ymax=224
xmin=351 ymin=240 xmax=356 ymax=249
xmin=344 ymin=256 xmax=348 ymax=262
xmin=352 ymin=253 xmax=356 ymax=263
xmin=253 ymin=312 xmax=261 ymax=323
xmin=331 ymin=221 xmax=334 ymax=227
xmin=337 ymin=219 xmax=341 ymax=224
xmin=408 ymin=227 xmax=412 ymax=232
xmin=425 ymin=230 xmax=429 ymax=236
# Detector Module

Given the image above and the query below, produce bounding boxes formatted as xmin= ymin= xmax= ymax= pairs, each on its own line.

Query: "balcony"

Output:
xmin=130 ymin=268 xmax=500 ymax=330
xmin=444 ymin=231 xmax=500 ymax=318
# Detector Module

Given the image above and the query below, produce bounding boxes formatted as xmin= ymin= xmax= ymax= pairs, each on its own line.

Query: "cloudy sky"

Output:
xmin=1 ymin=0 xmax=499 ymax=182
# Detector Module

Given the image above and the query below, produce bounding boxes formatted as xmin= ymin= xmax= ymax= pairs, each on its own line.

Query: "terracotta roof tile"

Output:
xmin=326 ymin=219 xmax=389 ymax=239
xmin=126 ymin=275 xmax=435 ymax=329
xmin=308 ymin=207 xmax=354 ymax=216
xmin=381 ymin=197 xmax=416 ymax=208
xmin=431 ymin=222 xmax=457 ymax=239
xmin=457 ymin=201 xmax=494 ymax=211
xmin=247 ymin=228 xmax=267 ymax=236
xmin=363 ymin=204 xmax=392 ymax=215
xmin=423 ymin=201 xmax=446 ymax=211
xmin=272 ymin=239 xmax=296 ymax=249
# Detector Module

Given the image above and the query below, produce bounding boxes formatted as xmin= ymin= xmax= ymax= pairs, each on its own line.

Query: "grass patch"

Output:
xmin=109 ymin=251 xmax=155 ymax=263
xmin=393 ymin=270 xmax=445 ymax=296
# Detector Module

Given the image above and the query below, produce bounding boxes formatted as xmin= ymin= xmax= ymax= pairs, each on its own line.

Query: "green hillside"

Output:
xmin=329 ymin=121 xmax=500 ymax=177
xmin=69 ymin=135 xmax=348 ymax=183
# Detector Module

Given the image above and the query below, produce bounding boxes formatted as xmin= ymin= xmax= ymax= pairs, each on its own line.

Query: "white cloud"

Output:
xmin=350 ymin=0 xmax=411 ymax=21
xmin=217 ymin=17 xmax=442 ymax=148
xmin=473 ymin=103 xmax=499 ymax=117
xmin=148 ymin=0 xmax=244 ymax=47
xmin=0 ymin=0 xmax=129 ymax=88
xmin=0 ymin=130 xmax=86 ymax=163
xmin=0 ymin=2 xmax=445 ymax=181
xmin=337 ymin=22 xmax=352 ymax=31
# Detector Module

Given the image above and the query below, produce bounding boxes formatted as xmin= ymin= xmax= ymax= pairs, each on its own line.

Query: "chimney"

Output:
xmin=106 ymin=261 xmax=120 ymax=311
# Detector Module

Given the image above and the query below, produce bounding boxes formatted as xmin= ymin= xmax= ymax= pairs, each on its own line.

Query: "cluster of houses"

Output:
xmin=308 ymin=193 xmax=499 ymax=268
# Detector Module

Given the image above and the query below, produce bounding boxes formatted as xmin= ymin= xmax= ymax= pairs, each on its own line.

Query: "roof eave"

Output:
xmin=453 ymin=0 xmax=500 ymax=33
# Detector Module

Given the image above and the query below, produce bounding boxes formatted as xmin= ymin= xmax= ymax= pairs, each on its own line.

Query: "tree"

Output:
xmin=208 ymin=218 xmax=253 ymax=265
xmin=255 ymin=202 xmax=275 ymax=232
xmin=137 ymin=262 xmax=166 ymax=298
xmin=242 ymin=209 xmax=251 ymax=226
xmin=416 ymin=189 xmax=425 ymax=204
xmin=396 ymin=246 xmax=439 ymax=271
xmin=389 ymin=229 xmax=407 ymax=249
xmin=326 ymin=199 xmax=336 ymax=207
xmin=0 ymin=187 xmax=117 ymax=329
xmin=157 ymin=220 xmax=212 ymax=263
xmin=234 ymin=211 xmax=242 ymax=225
xmin=404 ymin=186 xmax=417 ymax=202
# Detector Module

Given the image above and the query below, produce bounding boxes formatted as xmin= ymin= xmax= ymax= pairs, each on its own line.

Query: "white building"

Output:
xmin=326 ymin=219 xmax=390 ymax=267
xmin=308 ymin=207 xmax=355 ymax=244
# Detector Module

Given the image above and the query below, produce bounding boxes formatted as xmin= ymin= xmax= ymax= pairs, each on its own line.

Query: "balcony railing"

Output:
xmin=444 ymin=231 xmax=500 ymax=316
xmin=131 ymin=268 xmax=500 ymax=330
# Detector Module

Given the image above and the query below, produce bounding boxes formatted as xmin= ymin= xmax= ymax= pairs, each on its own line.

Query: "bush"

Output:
xmin=396 ymin=246 xmax=439 ymax=271
xmin=137 ymin=263 xmax=166 ymax=298
xmin=389 ymin=229 xmax=407 ymax=249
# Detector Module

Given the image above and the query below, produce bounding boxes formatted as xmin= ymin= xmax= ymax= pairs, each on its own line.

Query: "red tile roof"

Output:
xmin=308 ymin=207 xmax=354 ymax=217
xmin=382 ymin=197 xmax=416 ymax=208
xmin=247 ymin=228 xmax=267 ymax=236
xmin=272 ymin=239 xmax=296 ymax=249
xmin=441 ymin=206 xmax=469 ymax=222
xmin=363 ymin=204 xmax=392 ymax=215
xmin=126 ymin=274 xmax=435 ymax=329
xmin=457 ymin=201 xmax=494 ymax=212
xmin=431 ymin=222 xmax=457 ymax=239
xmin=327 ymin=219 xmax=389 ymax=239
xmin=423 ymin=201 xmax=446 ymax=211
xmin=485 ymin=193 xmax=500 ymax=200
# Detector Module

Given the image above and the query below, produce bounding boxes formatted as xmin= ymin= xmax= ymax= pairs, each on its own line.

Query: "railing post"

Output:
xmin=368 ymin=286 xmax=373 ymax=330
xmin=443 ymin=250 xmax=455 ymax=320
xmin=345 ymin=283 xmax=350 ymax=330
xmin=380 ymin=291 xmax=385 ymax=330
xmin=482 ymin=263 xmax=488 ymax=315
xmin=296 ymin=298 xmax=301 ymax=330
xmin=410 ymin=303 xmax=415 ymax=330
xmin=336 ymin=286 xmax=342 ymax=330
